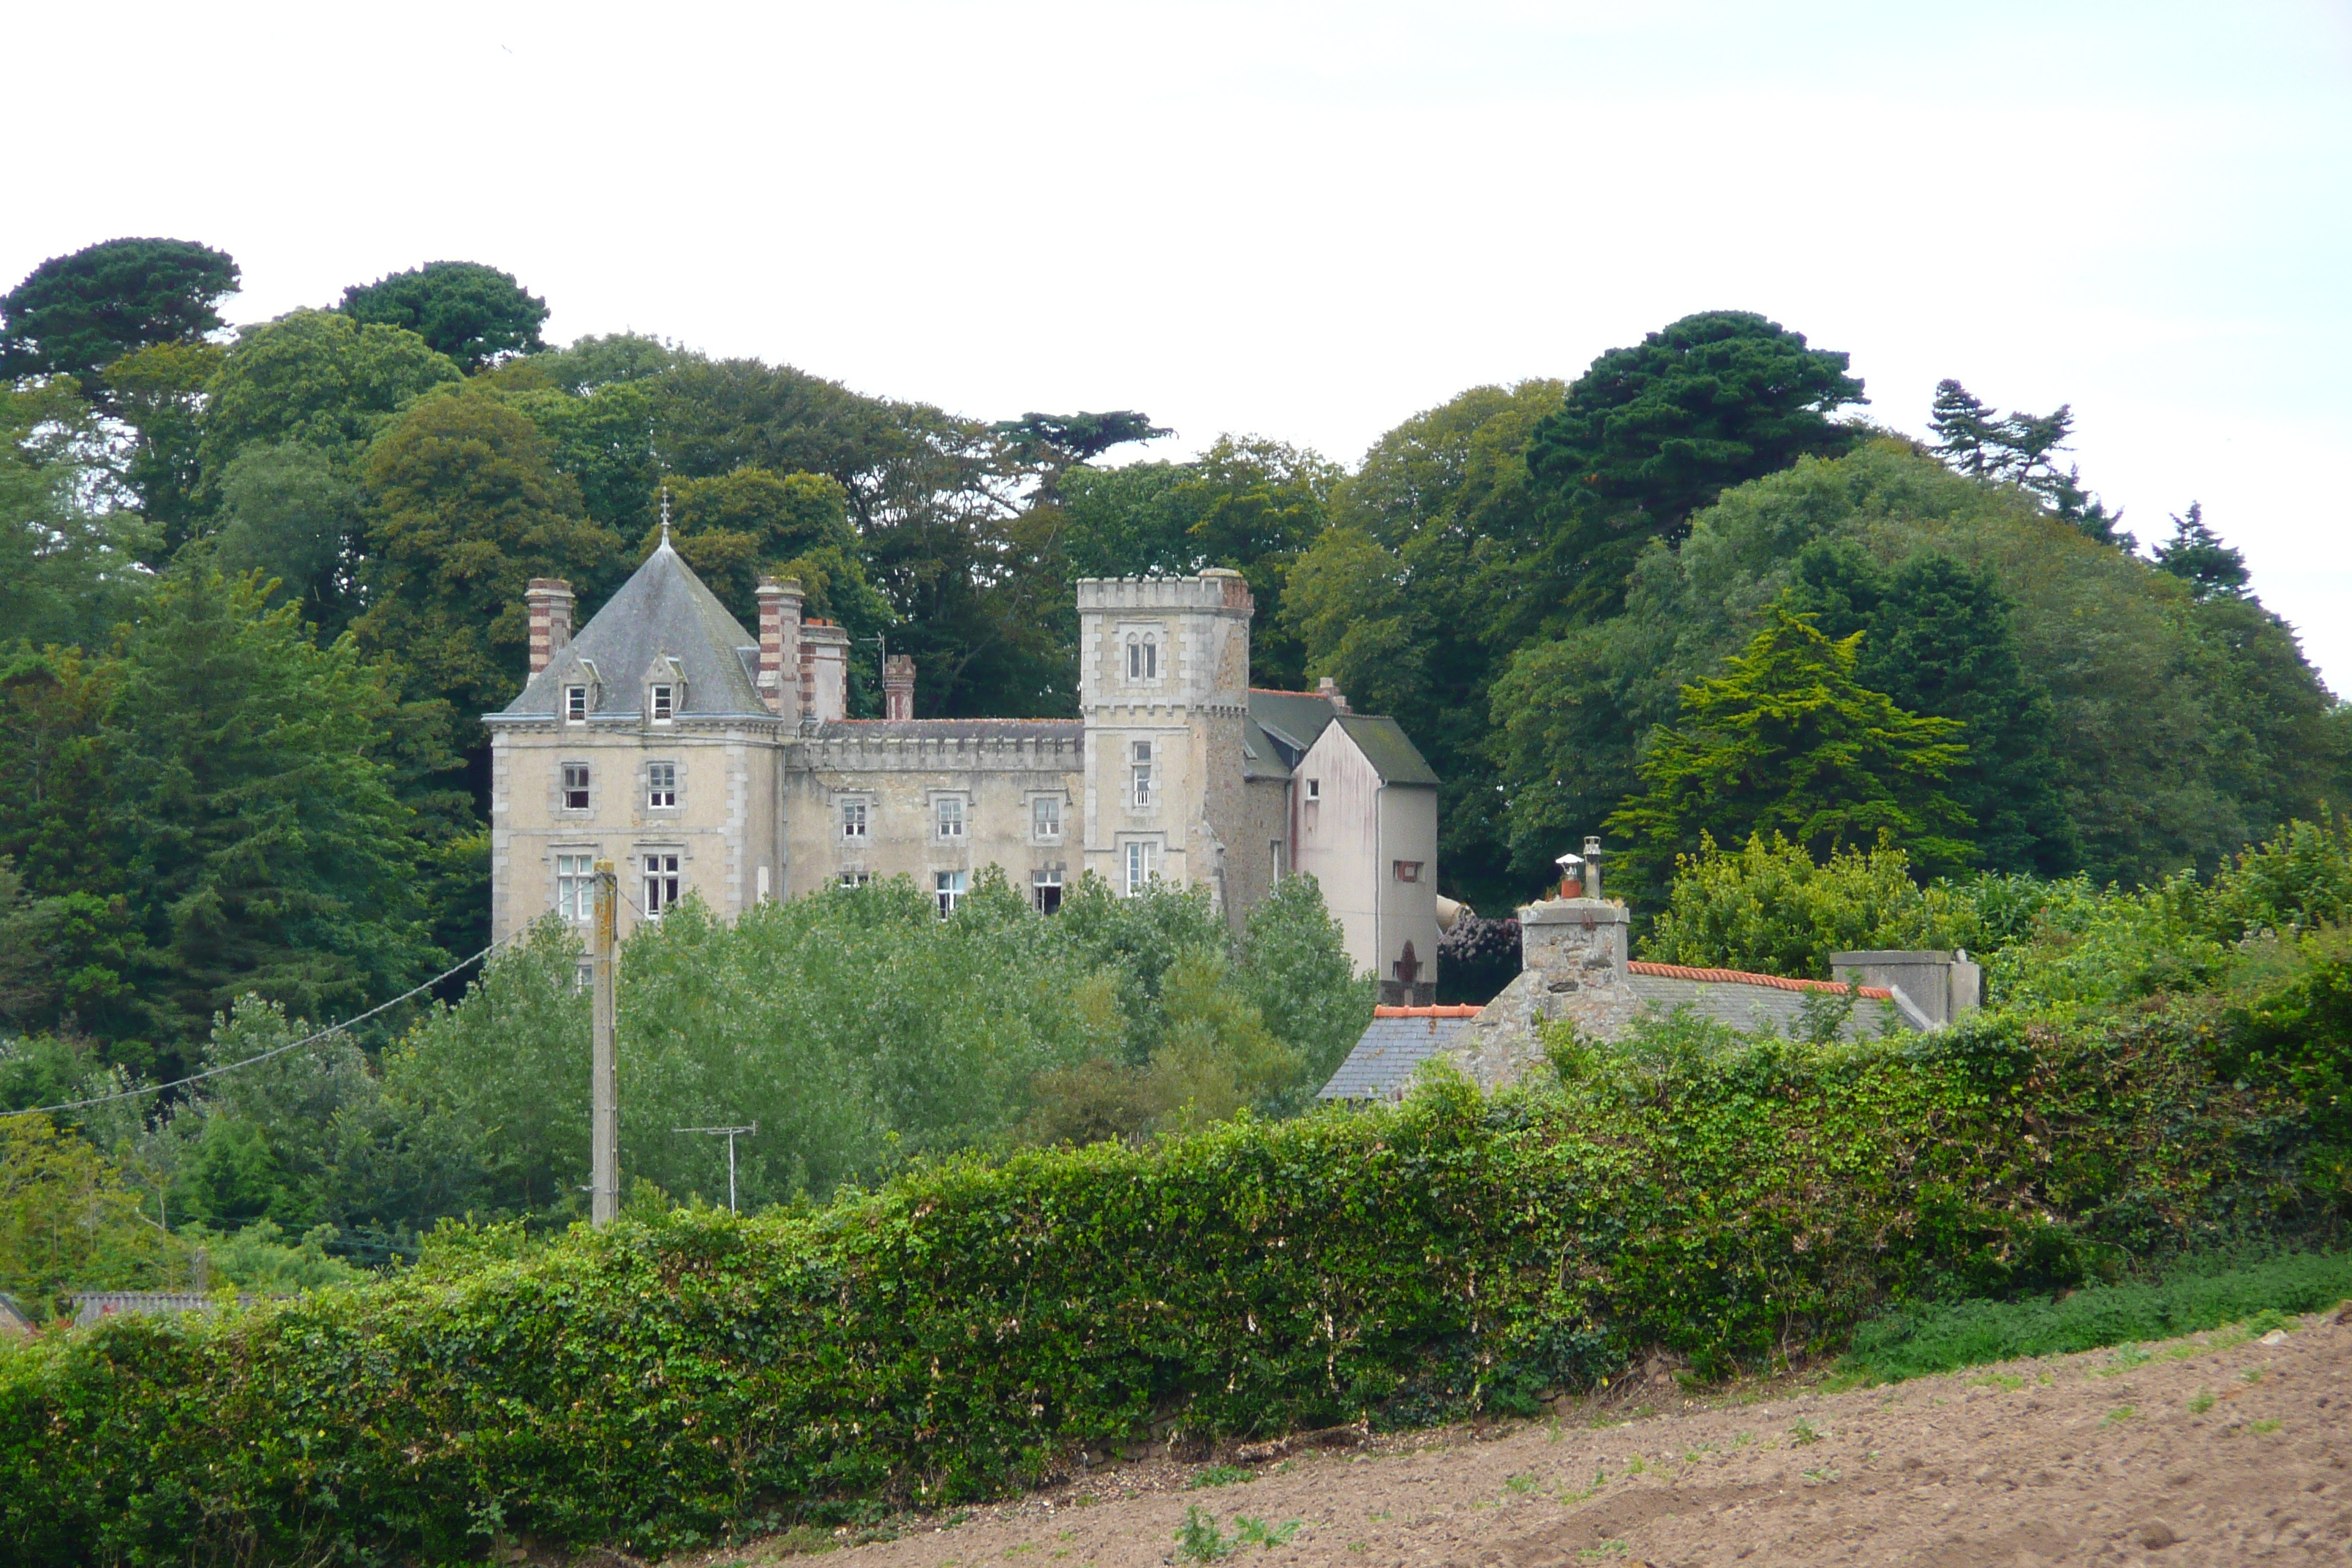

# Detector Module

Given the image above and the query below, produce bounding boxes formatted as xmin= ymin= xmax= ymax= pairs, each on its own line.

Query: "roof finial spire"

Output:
xmin=659 ymin=483 xmax=673 ymax=548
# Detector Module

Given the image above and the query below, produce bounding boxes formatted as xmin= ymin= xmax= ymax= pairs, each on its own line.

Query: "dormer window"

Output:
xmin=565 ymin=685 xmax=587 ymax=722
xmin=650 ymin=684 xmax=674 ymax=722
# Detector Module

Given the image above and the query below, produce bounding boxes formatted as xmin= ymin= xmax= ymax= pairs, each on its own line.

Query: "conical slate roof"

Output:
xmin=494 ymin=538 xmax=768 ymax=720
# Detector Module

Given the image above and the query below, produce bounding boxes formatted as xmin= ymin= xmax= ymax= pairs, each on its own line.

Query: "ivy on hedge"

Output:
xmin=0 ymin=1002 xmax=2326 ymax=1564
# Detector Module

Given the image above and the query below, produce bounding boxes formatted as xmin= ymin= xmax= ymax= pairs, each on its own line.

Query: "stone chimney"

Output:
xmin=800 ymin=619 xmax=851 ymax=724
xmin=755 ymin=576 xmax=802 ymax=718
xmin=882 ymin=653 xmax=916 ymax=720
xmin=525 ymin=579 xmax=573 ymax=675
xmin=1316 ymin=675 xmax=1350 ymax=713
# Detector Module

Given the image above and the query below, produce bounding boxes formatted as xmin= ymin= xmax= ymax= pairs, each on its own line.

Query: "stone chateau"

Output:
xmin=484 ymin=532 xmax=1442 ymax=996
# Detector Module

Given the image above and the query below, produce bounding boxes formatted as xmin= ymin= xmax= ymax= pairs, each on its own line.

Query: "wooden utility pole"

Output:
xmin=591 ymin=858 xmax=619 ymax=1226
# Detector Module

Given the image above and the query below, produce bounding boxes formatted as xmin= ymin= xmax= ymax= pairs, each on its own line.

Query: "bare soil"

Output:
xmin=670 ymin=1306 xmax=2352 ymax=1568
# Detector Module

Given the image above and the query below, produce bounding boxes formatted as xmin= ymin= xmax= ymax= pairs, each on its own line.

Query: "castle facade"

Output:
xmin=484 ymin=538 xmax=1441 ymax=997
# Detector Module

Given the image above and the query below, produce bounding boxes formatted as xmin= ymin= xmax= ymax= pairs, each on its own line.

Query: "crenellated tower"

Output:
xmin=1076 ymin=569 xmax=1255 ymax=916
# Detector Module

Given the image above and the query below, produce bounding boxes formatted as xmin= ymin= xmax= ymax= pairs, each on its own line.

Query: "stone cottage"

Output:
xmin=1320 ymin=852 xmax=1982 ymax=1100
xmin=483 ymin=534 xmax=1442 ymax=995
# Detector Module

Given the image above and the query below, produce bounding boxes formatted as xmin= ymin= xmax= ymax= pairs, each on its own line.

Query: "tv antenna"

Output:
xmin=674 ymin=1122 xmax=758 ymax=1213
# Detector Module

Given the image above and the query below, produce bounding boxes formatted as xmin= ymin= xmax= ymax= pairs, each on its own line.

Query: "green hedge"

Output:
xmin=0 ymin=1005 xmax=2327 ymax=1564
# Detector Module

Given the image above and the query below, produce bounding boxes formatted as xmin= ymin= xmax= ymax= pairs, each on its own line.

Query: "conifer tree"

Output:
xmin=1606 ymin=602 xmax=1975 ymax=896
xmin=105 ymin=567 xmax=442 ymax=1046
xmin=1787 ymin=541 xmax=2079 ymax=875
xmin=2154 ymin=501 xmax=2250 ymax=600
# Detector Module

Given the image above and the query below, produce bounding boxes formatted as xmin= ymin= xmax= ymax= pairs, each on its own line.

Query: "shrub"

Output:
xmin=1835 ymin=1246 xmax=2352 ymax=1385
xmin=0 ymin=999 xmax=2321 ymax=1563
xmin=1640 ymin=832 xmax=1974 ymax=979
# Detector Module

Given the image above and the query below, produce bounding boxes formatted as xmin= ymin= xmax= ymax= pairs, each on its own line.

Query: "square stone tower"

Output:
xmin=1076 ymin=569 xmax=1256 ymax=913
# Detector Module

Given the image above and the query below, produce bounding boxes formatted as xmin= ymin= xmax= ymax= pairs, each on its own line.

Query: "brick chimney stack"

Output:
xmin=525 ymin=580 xmax=573 ymax=675
xmin=755 ymin=576 xmax=803 ymax=718
xmin=1316 ymin=674 xmax=1350 ymax=713
xmin=882 ymin=653 xmax=916 ymax=720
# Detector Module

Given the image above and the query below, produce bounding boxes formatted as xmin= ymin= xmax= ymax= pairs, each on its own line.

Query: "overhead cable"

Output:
xmin=1 ymin=937 xmax=511 ymax=1120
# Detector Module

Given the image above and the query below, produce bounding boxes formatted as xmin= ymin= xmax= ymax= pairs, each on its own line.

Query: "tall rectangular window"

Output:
xmin=1131 ymin=740 xmax=1153 ymax=809
xmin=936 ymin=796 xmax=965 ymax=840
xmin=644 ymin=852 xmax=681 ymax=916
xmin=650 ymin=685 xmax=674 ymax=721
xmin=561 ymin=762 xmax=590 ymax=811
xmin=1032 ymin=794 xmax=1060 ymax=840
xmin=1126 ymin=635 xmax=1158 ymax=681
xmin=1124 ymin=841 xmax=1156 ymax=897
xmin=557 ymin=854 xmax=595 ymax=921
xmin=647 ymin=762 xmax=676 ymax=809
xmin=935 ymin=870 xmax=965 ymax=917
xmin=841 ymin=798 xmax=868 ymax=839
xmin=565 ymin=685 xmax=587 ymax=722
xmin=1032 ymin=866 xmax=1063 ymax=914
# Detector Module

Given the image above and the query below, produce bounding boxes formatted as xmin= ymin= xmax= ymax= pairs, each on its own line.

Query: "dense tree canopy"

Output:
xmin=339 ymin=261 xmax=550 ymax=372
xmin=353 ymin=388 xmax=621 ymax=725
xmin=1523 ymin=310 xmax=1865 ymax=617
xmin=1783 ymin=540 xmax=2078 ymax=875
xmin=199 ymin=309 xmax=463 ymax=480
xmin=0 ymin=238 xmax=238 ymax=388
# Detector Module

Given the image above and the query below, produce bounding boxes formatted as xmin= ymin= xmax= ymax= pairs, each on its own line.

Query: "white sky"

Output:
xmin=12 ymin=1 xmax=2351 ymax=690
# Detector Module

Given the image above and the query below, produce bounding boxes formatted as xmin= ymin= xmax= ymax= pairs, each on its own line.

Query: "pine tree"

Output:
xmin=2154 ymin=502 xmax=2249 ymax=600
xmin=1605 ymin=602 xmax=1975 ymax=897
xmin=1927 ymin=380 xmax=1999 ymax=477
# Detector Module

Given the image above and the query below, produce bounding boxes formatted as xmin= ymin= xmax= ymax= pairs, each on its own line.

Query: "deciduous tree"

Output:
xmin=353 ymin=388 xmax=621 ymax=726
xmin=198 ymin=310 xmax=461 ymax=480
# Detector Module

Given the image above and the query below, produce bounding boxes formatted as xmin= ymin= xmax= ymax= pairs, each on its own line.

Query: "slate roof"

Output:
xmin=491 ymin=538 xmax=769 ymax=722
xmin=1248 ymin=690 xmax=1341 ymax=766
xmin=1333 ymin=714 xmax=1441 ymax=786
xmin=1241 ymin=720 xmax=1292 ymax=780
xmin=1317 ymin=1006 xmax=1483 ymax=1101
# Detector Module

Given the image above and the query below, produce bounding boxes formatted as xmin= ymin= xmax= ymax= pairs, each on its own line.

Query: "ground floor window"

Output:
xmin=840 ymin=870 xmax=872 ymax=888
xmin=1032 ymin=866 xmax=1063 ymax=914
xmin=644 ymin=852 xmax=681 ymax=916
xmin=1124 ymin=841 xmax=1157 ymax=897
xmin=557 ymin=853 xmax=595 ymax=921
xmin=935 ymin=870 xmax=965 ymax=917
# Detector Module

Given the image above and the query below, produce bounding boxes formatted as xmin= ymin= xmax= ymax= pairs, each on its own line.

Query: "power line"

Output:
xmin=1 ymin=938 xmax=510 ymax=1120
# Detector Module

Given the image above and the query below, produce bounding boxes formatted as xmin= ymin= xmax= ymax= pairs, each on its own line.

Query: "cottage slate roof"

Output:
xmin=1333 ymin=714 xmax=1441 ymax=787
xmin=1317 ymin=1006 xmax=1483 ymax=1101
xmin=491 ymin=538 xmax=769 ymax=722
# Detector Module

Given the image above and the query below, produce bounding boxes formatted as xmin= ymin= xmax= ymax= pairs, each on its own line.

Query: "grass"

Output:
xmin=1188 ymin=1466 xmax=1256 ymax=1490
xmin=1831 ymin=1247 xmax=2352 ymax=1386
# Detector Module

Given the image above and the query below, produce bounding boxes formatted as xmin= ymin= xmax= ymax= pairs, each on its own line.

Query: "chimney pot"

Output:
xmin=1316 ymin=674 xmax=1350 ymax=713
